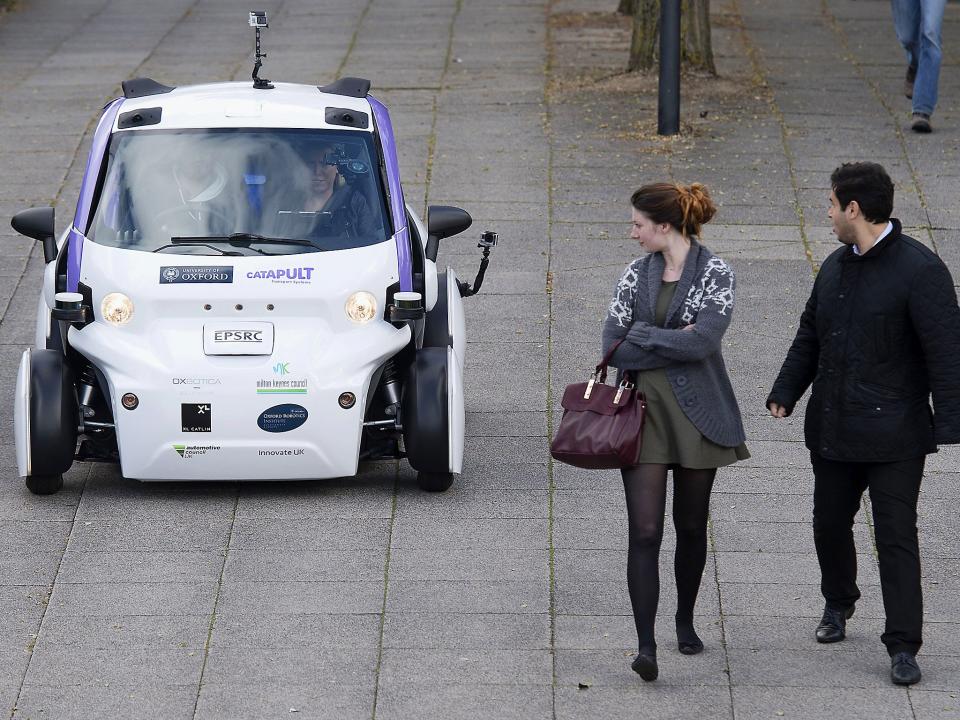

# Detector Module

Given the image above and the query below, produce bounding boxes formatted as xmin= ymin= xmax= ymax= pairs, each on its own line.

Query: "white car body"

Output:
xmin=14 ymin=79 xmax=474 ymax=485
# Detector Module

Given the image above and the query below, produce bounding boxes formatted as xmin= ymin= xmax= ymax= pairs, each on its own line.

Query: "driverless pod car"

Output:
xmin=11 ymin=70 xmax=497 ymax=495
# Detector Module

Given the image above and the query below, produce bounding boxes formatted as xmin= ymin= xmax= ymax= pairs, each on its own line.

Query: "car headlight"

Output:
xmin=345 ymin=291 xmax=377 ymax=324
xmin=101 ymin=292 xmax=134 ymax=326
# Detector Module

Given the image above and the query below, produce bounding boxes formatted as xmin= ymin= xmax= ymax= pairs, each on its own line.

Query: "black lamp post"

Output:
xmin=658 ymin=0 xmax=681 ymax=135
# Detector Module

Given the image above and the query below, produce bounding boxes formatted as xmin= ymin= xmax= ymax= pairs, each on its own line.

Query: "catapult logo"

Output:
xmin=172 ymin=443 xmax=220 ymax=459
xmin=246 ymin=267 xmax=315 ymax=285
xmin=160 ymin=266 xmax=234 ymax=284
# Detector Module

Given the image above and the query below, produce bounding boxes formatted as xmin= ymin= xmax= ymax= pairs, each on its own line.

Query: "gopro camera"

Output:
xmin=249 ymin=10 xmax=268 ymax=27
xmin=479 ymin=230 xmax=498 ymax=249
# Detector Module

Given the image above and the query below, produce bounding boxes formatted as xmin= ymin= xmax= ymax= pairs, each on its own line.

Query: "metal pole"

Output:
xmin=658 ymin=0 xmax=681 ymax=135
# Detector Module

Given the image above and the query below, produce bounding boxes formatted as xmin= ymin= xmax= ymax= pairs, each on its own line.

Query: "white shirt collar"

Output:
xmin=853 ymin=221 xmax=893 ymax=256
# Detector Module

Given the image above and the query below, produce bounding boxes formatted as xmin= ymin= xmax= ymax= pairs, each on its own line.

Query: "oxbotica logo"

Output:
xmin=172 ymin=444 xmax=220 ymax=459
xmin=246 ymin=267 xmax=315 ymax=284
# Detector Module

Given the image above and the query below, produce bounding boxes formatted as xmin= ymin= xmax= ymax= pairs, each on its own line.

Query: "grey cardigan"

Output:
xmin=602 ymin=240 xmax=746 ymax=448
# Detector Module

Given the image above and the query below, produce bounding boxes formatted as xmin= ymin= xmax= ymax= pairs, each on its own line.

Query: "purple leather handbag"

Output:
xmin=550 ymin=340 xmax=646 ymax=469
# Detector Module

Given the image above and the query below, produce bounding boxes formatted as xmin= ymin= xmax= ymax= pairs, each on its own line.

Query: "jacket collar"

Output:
xmin=841 ymin=218 xmax=902 ymax=262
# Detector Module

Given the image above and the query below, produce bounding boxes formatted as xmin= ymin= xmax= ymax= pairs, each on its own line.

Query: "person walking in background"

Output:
xmin=603 ymin=183 xmax=749 ymax=682
xmin=892 ymin=0 xmax=946 ymax=132
xmin=767 ymin=162 xmax=960 ymax=686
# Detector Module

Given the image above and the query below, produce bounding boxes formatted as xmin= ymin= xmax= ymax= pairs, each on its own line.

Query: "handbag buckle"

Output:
xmin=613 ymin=379 xmax=634 ymax=405
xmin=584 ymin=373 xmax=597 ymax=400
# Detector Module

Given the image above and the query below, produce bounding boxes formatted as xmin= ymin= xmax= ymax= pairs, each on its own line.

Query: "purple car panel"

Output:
xmin=68 ymin=97 xmax=124 ymax=292
xmin=368 ymin=95 xmax=413 ymax=293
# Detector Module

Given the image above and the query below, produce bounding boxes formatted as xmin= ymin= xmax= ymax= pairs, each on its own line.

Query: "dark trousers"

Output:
xmin=810 ymin=452 xmax=925 ymax=656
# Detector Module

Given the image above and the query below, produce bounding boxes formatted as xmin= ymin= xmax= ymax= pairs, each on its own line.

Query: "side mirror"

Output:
xmin=425 ymin=205 xmax=472 ymax=262
xmin=12 ymin=207 xmax=57 ymax=263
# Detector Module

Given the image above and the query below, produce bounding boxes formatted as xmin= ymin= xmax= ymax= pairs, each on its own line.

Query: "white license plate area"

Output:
xmin=203 ymin=322 xmax=274 ymax=355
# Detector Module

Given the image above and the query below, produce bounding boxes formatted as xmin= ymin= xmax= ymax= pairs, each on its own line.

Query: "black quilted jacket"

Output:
xmin=767 ymin=219 xmax=960 ymax=462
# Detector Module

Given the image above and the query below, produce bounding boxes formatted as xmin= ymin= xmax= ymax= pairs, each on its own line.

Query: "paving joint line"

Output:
xmin=728 ymin=0 xmax=816 ymax=274
xmin=335 ymin=0 xmax=376 ymax=81
xmin=370 ymin=467 xmax=400 ymax=720
xmin=7 ymin=465 xmax=92 ymax=720
xmin=543 ymin=0 xmax=559 ymax=715
xmin=707 ymin=514 xmax=737 ymax=718
xmin=190 ymin=486 xmax=240 ymax=720
xmin=422 ymin=0 xmax=463 ymax=213
xmin=819 ymin=0 xmax=938 ymax=255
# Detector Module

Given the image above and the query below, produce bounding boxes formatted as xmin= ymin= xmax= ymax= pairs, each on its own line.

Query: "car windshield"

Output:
xmin=87 ymin=128 xmax=390 ymax=255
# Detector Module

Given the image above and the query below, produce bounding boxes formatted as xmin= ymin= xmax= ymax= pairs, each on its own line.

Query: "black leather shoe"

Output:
xmin=631 ymin=650 xmax=658 ymax=682
xmin=815 ymin=605 xmax=854 ymax=643
xmin=891 ymin=652 xmax=921 ymax=685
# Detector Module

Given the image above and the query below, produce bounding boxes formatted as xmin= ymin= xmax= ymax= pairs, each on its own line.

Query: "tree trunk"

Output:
xmin=628 ymin=0 xmax=659 ymax=72
xmin=617 ymin=0 xmax=639 ymax=14
xmin=627 ymin=0 xmax=715 ymax=75
xmin=681 ymin=0 xmax=715 ymax=74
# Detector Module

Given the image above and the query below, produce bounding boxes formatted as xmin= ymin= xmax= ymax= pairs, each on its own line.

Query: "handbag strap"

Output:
xmin=595 ymin=338 xmax=633 ymax=385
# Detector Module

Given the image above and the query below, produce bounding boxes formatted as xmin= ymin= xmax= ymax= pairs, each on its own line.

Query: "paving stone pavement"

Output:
xmin=0 ymin=0 xmax=959 ymax=718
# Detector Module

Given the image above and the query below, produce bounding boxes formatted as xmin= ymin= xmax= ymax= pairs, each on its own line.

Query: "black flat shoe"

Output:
xmin=891 ymin=652 xmax=921 ymax=685
xmin=676 ymin=619 xmax=704 ymax=655
xmin=815 ymin=604 xmax=855 ymax=643
xmin=631 ymin=650 xmax=658 ymax=682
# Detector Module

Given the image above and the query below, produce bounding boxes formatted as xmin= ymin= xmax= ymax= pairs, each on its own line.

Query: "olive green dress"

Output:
xmin=635 ymin=281 xmax=750 ymax=468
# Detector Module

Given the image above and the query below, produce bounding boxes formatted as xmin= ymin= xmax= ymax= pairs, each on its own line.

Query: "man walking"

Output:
xmin=892 ymin=0 xmax=946 ymax=132
xmin=767 ymin=162 xmax=960 ymax=685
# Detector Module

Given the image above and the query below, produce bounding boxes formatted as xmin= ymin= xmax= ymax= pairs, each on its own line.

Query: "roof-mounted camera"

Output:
xmin=249 ymin=11 xmax=273 ymax=90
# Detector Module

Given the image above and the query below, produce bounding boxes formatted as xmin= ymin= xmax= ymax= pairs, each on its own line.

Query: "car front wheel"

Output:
xmin=417 ymin=471 xmax=454 ymax=492
xmin=26 ymin=474 xmax=64 ymax=495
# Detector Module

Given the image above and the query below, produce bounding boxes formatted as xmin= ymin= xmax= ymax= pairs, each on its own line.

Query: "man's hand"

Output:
xmin=682 ymin=323 xmax=695 ymax=331
xmin=768 ymin=402 xmax=787 ymax=418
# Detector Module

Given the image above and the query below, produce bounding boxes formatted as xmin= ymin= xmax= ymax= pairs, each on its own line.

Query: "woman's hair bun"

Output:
xmin=675 ymin=182 xmax=716 ymax=236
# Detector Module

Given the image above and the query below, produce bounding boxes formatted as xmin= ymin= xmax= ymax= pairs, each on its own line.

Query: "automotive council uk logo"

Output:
xmin=172 ymin=444 xmax=220 ymax=458
xmin=160 ymin=266 xmax=234 ymax=284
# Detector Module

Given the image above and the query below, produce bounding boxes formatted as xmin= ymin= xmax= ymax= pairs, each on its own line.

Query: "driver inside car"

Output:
xmin=275 ymin=141 xmax=376 ymax=245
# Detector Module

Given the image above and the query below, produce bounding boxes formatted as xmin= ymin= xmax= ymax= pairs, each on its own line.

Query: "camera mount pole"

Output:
xmin=251 ymin=12 xmax=274 ymax=90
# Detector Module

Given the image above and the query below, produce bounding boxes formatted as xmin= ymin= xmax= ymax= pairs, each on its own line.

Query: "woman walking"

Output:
xmin=603 ymin=183 xmax=749 ymax=681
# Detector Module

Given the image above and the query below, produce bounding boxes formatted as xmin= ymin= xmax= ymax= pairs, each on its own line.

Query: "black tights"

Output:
xmin=622 ymin=463 xmax=717 ymax=652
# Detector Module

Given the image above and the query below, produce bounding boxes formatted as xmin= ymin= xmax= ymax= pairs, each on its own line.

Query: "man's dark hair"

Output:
xmin=830 ymin=162 xmax=894 ymax=223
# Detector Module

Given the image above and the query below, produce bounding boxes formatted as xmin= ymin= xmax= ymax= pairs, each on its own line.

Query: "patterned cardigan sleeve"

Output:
xmin=626 ymin=257 xmax=735 ymax=361
xmin=602 ymin=259 xmax=672 ymax=370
